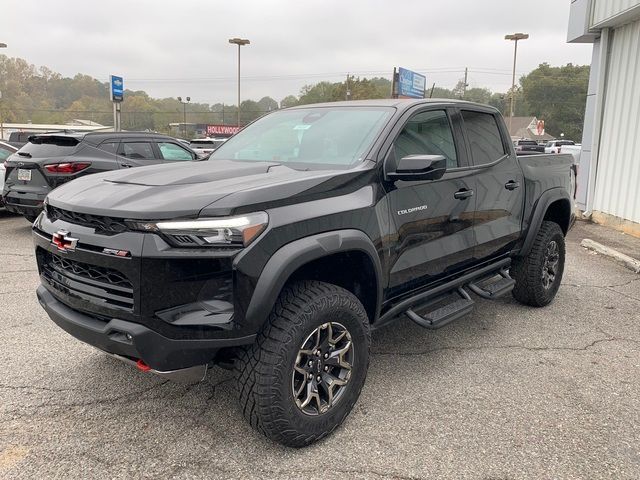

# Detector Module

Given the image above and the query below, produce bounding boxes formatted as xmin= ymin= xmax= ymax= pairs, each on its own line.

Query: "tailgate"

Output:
xmin=4 ymin=135 xmax=81 ymax=193
xmin=4 ymin=160 xmax=53 ymax=193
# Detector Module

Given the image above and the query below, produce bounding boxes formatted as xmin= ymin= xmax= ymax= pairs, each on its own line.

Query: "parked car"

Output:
xmin=6 ymin=131 xmax=39 ymax=149
xmin=3 ymin=132 xmax=199 ymax=222
xmin=34 ymin=100 xmax=575 ymax=447
xmin=545 ymin=139 xmax=575 ymax=154
xmin=557 ymin=143 xmax=581 ymax=163
xmin=514 ymin=139 xmax=545 ymax=154
xmin=189 ymin=137 xmax=227 ymax=157
xmin=0 ymin=141 xmax=19 ymax=208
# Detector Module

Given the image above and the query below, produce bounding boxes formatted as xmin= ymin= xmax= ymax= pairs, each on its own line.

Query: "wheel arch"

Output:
xmin=244 ymin=230 xmax=383 ymax=328
xmin=519 ymin=188 xmax=573 ymax=257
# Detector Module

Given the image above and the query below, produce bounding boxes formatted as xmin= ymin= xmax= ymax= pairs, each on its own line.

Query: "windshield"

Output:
xmin=209 ymin=107 xmax=393 ymax=169
xmin=19 ymin=136 xmax=80 ymax=158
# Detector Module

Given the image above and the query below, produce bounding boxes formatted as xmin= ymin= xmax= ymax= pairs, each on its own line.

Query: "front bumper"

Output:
xmin=33 ymin=210 xmax=259 ymax=373
xmin=37 ymin=285 xmax=255 ymax=372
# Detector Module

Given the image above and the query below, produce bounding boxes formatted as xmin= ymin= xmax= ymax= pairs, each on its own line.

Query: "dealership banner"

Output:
xmin=397 ymin=67 xmax=426 ymax=99
xmin=206 ymin=125 xmax=241 ymax=136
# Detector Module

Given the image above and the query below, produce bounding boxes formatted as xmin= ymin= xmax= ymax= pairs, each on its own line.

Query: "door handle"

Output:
xmin=120 ymin=163 xmax=133 ymax=168
xmin=454 ymin=189 xmax=474 ymax=200
xmin=505 ymin=180 xmax=520 ymax=190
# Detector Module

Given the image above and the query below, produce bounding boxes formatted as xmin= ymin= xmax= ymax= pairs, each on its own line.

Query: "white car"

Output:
xmin=189 ymin=138 xmax=227 ymax=157
xmin=557 ymin=144 xmax=582 ymax=164
xmin=0 ymin=141 xmax=18 ymax=207
xmin=545 ymin=140 xmax=576 ymax=154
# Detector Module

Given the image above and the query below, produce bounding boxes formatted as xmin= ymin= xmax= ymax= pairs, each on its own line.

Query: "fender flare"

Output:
xmin=244 ymin=229 xmax=383 ymax=327
xmin=519 ymin=187 xmax=572 ymax=256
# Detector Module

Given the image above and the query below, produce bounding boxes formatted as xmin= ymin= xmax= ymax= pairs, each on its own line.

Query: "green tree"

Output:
xmin=280 ymin=95 xmax=299 ymax=108
xmin=520 ymin=63 xmax=590 ymax=140
xmin=258 ymin=96 xmax=278 ymax=112
xmin=240 ymin=99 xmax=262 ymax=124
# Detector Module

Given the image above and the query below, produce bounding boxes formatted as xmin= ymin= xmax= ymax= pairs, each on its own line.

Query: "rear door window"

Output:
xmin=98 ymin=141 xmax=119 ymax=154
xmin=118 ymin=142 xmax=156 ymax=160
xmin=461 ymin=110 xmax=507 ymax=165
xmin=158 ymin=142 xmax=194 ymax=161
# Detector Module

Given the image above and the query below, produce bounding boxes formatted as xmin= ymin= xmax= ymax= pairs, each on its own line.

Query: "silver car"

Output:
xmin=0 ymin=141 xmax=19 ymax=207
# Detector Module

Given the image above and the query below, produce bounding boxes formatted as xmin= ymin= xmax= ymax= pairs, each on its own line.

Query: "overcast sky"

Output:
xmin=3 ymin=0 xmax=592 ymax=105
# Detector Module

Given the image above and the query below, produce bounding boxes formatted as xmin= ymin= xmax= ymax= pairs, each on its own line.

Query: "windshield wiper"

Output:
xmin=17 ymin=152 xmax=32 ymax=158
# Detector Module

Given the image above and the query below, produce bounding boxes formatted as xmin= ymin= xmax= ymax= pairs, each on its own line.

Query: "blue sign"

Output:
xmin=110 ymin=75 xmax=124 ymax=102
xmin=398 ymin=67 xmax=426 ymax=99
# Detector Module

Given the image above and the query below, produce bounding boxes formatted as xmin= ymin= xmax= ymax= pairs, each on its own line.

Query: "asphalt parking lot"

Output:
xmin=1 ymin=212 xmax=639 ymax=479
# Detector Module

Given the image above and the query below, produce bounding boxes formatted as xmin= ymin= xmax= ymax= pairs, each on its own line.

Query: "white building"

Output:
xmin=568 ymin=0 xmax=640 ymax=236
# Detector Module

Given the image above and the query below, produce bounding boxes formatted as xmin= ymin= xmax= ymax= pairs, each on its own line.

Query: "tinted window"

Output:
xmin=18 ymin=136 xmax=80 ymax=158
xmin=210 ymin=107 xmax=392 ymax=170
xmin=98 ymin=141 xmax=119 ymax=154
xmin=461 ymin=111 xmax=506 ymax=165
xmin=119 ymin=142 xmax=155 ymax=160
xmin=158 ymin=142 xmax=193 ymax=161
xmin=190 ymin=141 xmax=214 ymax=148
xmin=395 ymin=110 xmax=458 ymax=168
xmin=191 ymin=140 xmax=226 ymax=149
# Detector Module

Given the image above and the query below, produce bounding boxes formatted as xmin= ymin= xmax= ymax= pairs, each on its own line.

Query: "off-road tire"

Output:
xmin=234 ymin=280 xmax=371 ymax=448
xmin=511 ymin=220 xmax=565 ymax=307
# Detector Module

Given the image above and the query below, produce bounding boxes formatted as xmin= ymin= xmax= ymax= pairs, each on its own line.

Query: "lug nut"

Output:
xmin=324 ymin=353 xmax=329 ymax=359
xmin=308 ymin=361 xmax=313 ymax=367
xmin=316 ymin=375 xmax=322 ymax=382
xmin=315 ymin=350 xmax=321 ymax=356
xmin=308 ymin=373 xmax=313 ymax=380
xmin=324 ymin=366 xmax=329 ymax=372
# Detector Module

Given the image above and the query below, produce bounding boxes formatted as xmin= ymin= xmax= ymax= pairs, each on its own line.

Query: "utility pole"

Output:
xmin=1 ymin=43 xmax=7 ymax=139
xmin=228 ymin=38 xmax=250 ymax=128
xmin=462 ymin=67 xmax=468 ymax=99
xmin=345 ymin=74 xmax=351 ymax=101
xmin=391 ymin=67 xmax=397 ymax=99
xmin=0 ymin=90 xmax=4 ymax=141
xmin=505 ymin=33 xmax=529 ymax=133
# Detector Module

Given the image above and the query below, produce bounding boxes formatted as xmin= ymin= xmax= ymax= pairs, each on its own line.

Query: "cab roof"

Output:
xmin=287 ymin=98 xmax=497 ymax=114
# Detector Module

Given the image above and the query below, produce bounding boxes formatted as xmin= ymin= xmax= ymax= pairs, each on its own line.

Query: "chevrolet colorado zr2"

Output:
xmin=32 ymin=100 xmax=575 ymax=447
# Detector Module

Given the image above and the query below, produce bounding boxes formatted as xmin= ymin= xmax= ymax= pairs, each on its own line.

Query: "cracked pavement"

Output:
xmin=1 ymin=212 xmax=639 ymax=479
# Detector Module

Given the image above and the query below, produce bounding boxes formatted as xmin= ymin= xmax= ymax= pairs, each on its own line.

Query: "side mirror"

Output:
xmin=387 ymin=154 xmax=447 ymax=181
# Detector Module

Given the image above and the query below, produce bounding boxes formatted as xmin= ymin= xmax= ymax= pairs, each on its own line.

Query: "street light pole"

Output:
xmin=177 ymin=96 xmax=190 ymax=139
xmin=505 ymin=33 xmax=529 ymax=133
xmin=228 ymin=38 xmax=250 ymax=128
xmin=0 ymin=43 xmax=6 ymax=140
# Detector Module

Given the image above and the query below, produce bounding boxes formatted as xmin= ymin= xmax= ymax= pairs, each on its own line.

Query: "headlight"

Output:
xmin=127 ymin=212 xmax=268 ymax=248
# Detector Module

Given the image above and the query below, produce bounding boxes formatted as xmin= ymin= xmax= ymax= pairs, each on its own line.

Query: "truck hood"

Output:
xmin=46 ymin=159 xmax=369 ymax=219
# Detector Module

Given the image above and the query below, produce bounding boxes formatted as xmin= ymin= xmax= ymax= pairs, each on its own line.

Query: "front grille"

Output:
xmin=42 ymin=252 xmax=134 ymax=311
xmin=46 ymin=205 xmax=129 ymax=235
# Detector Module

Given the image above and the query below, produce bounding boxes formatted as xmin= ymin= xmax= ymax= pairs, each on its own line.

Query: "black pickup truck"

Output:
xmin=33 ymin=100 xmax=575 ymax=447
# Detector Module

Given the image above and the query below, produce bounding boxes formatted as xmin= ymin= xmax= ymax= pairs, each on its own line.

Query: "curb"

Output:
xmin=580 ymin=239 xmax=640 ymax=274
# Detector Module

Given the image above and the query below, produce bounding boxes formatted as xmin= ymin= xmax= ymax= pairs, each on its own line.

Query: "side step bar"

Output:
xmin=376 ymin=258 xmax=511 ymax=328
xmin=376 ymin=258 xmax=517 ymax=331
xmin=405 ymin=288 xmax=474 ymax=330
xmin=467 ymin=269 xmax=516 ymax=299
